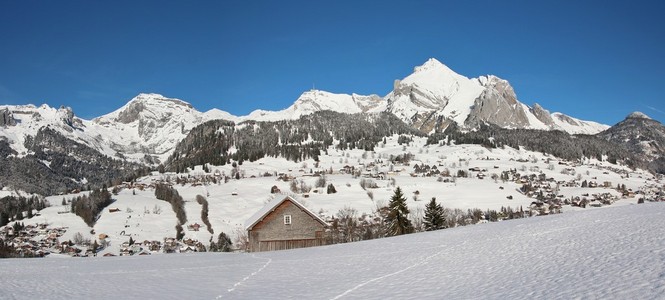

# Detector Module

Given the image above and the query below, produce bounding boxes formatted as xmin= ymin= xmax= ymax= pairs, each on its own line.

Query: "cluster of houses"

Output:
xmin=0 ymin=220 xmax=216 ymax=257
xmin=110 ymin=237 xmax=208 ymax=256
xmin=0 ymin=223 xmax=67 ymax=257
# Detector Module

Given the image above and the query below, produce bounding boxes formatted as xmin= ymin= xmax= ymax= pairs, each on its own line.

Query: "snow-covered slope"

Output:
xmin=2 ymin=202 xmax=663 ymax=299
xmin=0 ymin=104 xmax=117 ymax=158
xmin=551 ymin=112 xmax=610 ymax=134
xmin=246 ymin=89 xmax=383 ymax=121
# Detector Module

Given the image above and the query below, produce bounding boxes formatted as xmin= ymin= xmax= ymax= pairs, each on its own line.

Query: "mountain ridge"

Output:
xmin=0 ymin=58 xmax=646 ymax=176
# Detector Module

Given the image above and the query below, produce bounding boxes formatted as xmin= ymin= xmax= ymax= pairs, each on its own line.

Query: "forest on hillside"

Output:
xmin=167 ymin=111 xmax=423 ymax=172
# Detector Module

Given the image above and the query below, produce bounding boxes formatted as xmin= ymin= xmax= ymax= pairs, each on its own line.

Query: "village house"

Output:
xmin=245 ymin=196 xmax=328 ymax=252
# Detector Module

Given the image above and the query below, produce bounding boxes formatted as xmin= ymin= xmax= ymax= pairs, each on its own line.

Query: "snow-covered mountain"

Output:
xmin=598 ymin=112 xmax=665 ymax=173
xmin=92 ymin=93 xmax=234 ymax=163
xmin=246 ymin=89 xmax=384 ymax=121
xmin=385 ymin=58 xmax=609 ymax=133
xmin=235 ymin=58 xmax=608 ymax=135
xmin=0 ymin=103 xmax=114 ymax=158
xmin=0 ymin=58 xmax=616 ymax=171
xmin=0 ymin=94 xmax=236 ymax=165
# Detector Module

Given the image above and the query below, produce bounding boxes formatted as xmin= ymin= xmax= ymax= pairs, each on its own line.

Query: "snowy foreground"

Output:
xmin=2 ymin=203 xmax=664 ymax=300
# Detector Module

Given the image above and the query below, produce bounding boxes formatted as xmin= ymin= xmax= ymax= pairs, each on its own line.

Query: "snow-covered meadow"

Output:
xmin=2 ymin=202 xmax=664 ymax=299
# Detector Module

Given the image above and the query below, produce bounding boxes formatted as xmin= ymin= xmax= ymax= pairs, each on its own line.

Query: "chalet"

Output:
xmin=245 ymin=196 xmax=328 ymax=252
xmin=187 ymin=223 xmax=201 ymax=231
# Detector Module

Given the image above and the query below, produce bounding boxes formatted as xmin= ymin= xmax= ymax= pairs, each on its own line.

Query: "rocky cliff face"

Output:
xmin=465 ymin=75 xmax=530 ymax=128
xmin=92 ymin=93 xmax=222 ymax=163
xmin=0 ymin=108 xmax=16 ymax=127
xmin=529 ymin=103 xmax=556 ymax=128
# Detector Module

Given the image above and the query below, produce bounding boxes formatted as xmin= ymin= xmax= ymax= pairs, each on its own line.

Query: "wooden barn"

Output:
xmin=245 ymin=196 xmax=328 ymax=252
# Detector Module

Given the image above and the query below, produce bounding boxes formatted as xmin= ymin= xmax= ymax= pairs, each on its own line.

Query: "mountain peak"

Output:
xmin=413 ymin=58 xmax=456 ymax=75
xmin=129 ymin=93 xmax=193 ymax=109
xmin=626 ymin=111 xmax=652 ymax=120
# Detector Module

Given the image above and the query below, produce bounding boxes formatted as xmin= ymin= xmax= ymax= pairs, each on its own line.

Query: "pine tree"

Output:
xmin=385 ymin=187 xmax=414 ymax=236
xmin=218 ymin=232 xmax=233 ymax=252
xmin=327 ymin=183 xmax=337 ymax=194
xmin=0 ymin=212 xmax=9 ymax=227
xmin=423 ymin=197 xmax=445 ymax=231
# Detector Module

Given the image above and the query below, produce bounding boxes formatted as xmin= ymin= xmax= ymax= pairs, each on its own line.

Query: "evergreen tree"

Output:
xmin=0 ymin=212 xmax=8 ymax=227
xmin=217 ymin=232 xmax=233 ymax=252
xmin=385 ymin=187 xmax=414 ymax=236
xmin=423 ymin=197 xmax=445 ymax=231
xmin=327 ymin=183 xmax=337 ymax=194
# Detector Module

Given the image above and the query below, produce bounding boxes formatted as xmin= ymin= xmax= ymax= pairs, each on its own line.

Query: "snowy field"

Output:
xmin=2 ymin=203 xmax=664 ymax=300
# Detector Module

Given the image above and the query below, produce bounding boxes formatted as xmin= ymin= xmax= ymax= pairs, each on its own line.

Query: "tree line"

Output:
xmin=155 ymin=183 xmax=188 ymax=239
xmin=0 ymin=195 xmax=49 ymax=227
xmin=166 ymin=111 xmax=424 ymax=172
xmin=328 ymin=186 xmax=534 ymax=244
xmin=70 ymin=188 xmax=113 ymax=227
xmin=427 ymin=123 xmax=643 ymax=169
xmin=0 ymin=127 xmax=148 ymax=196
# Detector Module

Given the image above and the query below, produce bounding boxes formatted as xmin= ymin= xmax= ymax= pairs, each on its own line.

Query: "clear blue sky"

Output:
xmin=1 ymin=0 xmax=663 ymax=125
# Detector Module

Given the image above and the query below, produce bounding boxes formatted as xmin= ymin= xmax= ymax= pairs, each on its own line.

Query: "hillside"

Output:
xmin=2 ymin=135 xmax=662 ymax=257
xmin=599 ymin=112 xmax=665 ymax=173
xmin=1 ymin=202 xmax=664 ymax=299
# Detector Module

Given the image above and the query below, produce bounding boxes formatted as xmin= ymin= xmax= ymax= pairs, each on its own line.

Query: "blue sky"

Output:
xmin=1 ymin=1 xmax=663 ymax=125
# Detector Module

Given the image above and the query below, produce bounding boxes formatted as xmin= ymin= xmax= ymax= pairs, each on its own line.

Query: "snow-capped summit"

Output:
xmin=385 ymin=58 xmax=609 ymax=134
xmin=246 ymin=89 xmax=383 ymax=121
xmin=386 ymin=58 xmax=484 ymax=131
xmin=413 ymin=58 xmax=459 ymax=75
xmin=92 ymin=93 xmax=237 ymax=163
xmin=95 ymin=93 xmax=194 ymax=125
xmin=626 ymin=111 xmax=652 ymax=120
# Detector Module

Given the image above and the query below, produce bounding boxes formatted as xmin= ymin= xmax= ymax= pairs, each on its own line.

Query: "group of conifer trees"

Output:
xmin=0 ymin=195 xmax=48 ymax=227
xmin=70 ymin=188 xmax=113 ymax=227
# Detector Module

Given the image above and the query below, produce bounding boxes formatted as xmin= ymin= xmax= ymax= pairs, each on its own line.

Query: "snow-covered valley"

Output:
xmin=1 ymin=57 xmax=664 ymax=300
xmin=2 ymin=135 xmax=662 ymax=256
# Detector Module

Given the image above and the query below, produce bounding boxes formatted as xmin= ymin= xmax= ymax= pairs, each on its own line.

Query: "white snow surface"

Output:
xmin=246 ymin=89 xmax=383 ymax=121
xmin=2 ymin=203 xmax=664 ymax=299
xmin=552 ymin=112 xmax=610 ymax=134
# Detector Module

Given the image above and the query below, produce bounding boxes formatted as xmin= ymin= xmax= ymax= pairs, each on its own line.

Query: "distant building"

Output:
xmin=245 ymin=196 xmax=328 ymax=252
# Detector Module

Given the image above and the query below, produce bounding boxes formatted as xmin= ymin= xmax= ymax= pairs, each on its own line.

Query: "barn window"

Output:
xmin=284 ymin=215 xmax=292 ymax=225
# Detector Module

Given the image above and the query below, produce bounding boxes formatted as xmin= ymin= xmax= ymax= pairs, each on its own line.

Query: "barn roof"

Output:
xmin=245 ymin=195 xmax=328 ymax=230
